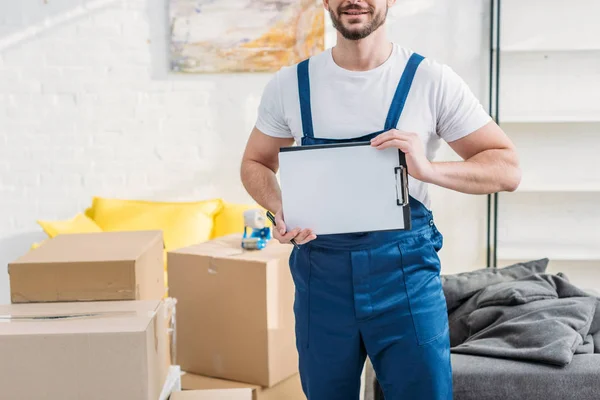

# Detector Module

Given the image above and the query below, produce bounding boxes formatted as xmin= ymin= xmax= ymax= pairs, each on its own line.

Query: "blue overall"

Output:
xmin=289 ymin=53 xmax=453 ymax=400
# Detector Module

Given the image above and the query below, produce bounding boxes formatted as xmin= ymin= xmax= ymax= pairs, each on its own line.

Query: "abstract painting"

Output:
xmin=169 ymin=0 xmax=325 ymax=73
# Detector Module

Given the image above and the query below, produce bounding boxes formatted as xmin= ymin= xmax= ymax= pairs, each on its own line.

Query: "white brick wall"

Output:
xmin=0 ymin=0 xmax=490 ymax=303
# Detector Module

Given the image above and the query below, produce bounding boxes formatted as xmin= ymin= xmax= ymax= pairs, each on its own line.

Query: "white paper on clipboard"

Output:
xmin=278 ymin=142 xmax=411 ymax=235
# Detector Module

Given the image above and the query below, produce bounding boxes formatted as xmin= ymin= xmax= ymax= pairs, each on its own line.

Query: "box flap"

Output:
xmin=181 ymin=372 xmax=259 ymax=391
xmin=169 ymin=234 xmax=290 ymax=263
xmin=170 ymin=389 xmax=254 ymax=400
xmin=0 ymin=300 xmax=161 ymax=335
xmin=11 ymin=231 xmax=163 ymax=264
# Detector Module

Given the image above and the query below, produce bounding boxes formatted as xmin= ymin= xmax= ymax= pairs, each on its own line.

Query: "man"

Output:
xmin=240 ymin=0 xmax=521 ymax=399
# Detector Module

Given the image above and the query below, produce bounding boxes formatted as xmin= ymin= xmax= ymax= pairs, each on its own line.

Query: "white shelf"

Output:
xmin=498 ymin=244 xmax=600 ymax=262
xmin=499 ymin=51 xmax=600 ymax=121
xmin=499 ymin=0 xmax=600 ymax=53
xmin=502 ymin=124 xmax=600 ymax=192
xmin=500 ymin=116 xmax=600 ymax=124
xmin=515 ymin=184 xmax=600 ymax=193
xmin=497 ymin=48 xmax=600 ymax=54
xmin=497 ymin=193 xmax=600 ymax=257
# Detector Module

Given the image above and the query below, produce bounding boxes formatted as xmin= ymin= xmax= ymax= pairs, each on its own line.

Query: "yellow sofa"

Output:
xmin=34 ymin=196 xmax=267 ymax=292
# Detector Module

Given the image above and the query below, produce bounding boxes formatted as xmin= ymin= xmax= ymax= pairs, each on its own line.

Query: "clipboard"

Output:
xmin=278 ymin=142 xmax=411 ymax=235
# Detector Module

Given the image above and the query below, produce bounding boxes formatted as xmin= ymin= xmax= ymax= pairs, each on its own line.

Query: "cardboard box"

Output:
xmin=9 ymin=230 xmax=165 ymax=303
xmin=179 ymin=372 xmax=305 ymax=400
xmin=171 ymin=389 xmax=253 ymax=400
xmin=0 ymin=300 xmax=169 ymax=400
xmin=168 ymin=234 xmax=297 ymax=387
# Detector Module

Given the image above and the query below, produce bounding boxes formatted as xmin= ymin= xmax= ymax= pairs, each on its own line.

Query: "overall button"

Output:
xmin=429 ymin=220 xmax=434 ymax=226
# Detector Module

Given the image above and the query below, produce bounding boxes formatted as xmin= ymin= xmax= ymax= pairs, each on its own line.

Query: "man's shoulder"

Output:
xmin=272 ymin=63 xmax=298 ymax=85
xmin=394 ymin=45 xmax=446 ymax=83
xmin=273 ymin=49 xmax=331 ymax=83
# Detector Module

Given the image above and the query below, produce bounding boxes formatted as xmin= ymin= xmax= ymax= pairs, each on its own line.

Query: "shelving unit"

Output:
xmin=499 ymin=0 xmax=600 ymax=53
xmin=498 ymin=245 xmax=600 ymax=263
xmin=490 ymin=0 xmax=600 ymax=283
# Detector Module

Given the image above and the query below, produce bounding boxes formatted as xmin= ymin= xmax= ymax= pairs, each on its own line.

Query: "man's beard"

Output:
xmin=329 ymin=3 xmax=388 ymax=40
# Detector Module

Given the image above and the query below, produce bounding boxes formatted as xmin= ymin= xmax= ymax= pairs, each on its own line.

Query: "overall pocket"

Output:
xmin=399 ymin=237 xmax=449 ymax=346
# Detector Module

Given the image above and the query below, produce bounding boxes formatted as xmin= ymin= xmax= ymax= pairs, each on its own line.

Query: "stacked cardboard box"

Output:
xmin=2 ymin=230 xmax=173 ymax=399
xmin=9 ymin=230 xmax=165 ymax=303
xmin=3 ymin=230 xmax=304 ymax=399
xmin=168 ymin=234 xmax=305 ymax=399
xmin=177 ymin=372 xmax=305 ymax=400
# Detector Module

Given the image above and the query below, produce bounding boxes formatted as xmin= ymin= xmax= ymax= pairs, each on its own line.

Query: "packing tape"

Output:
xmin=164 ymin=297 xmax=178 ymax=365
xmin=159 ymin=365 xmax=182 ymax=400
xmin=0 ymin=311 xmax=139 ymax=321
xmin=212 ymin=353 xmax=224 ymax=374
xmin=208 ymin=258 xmax=218 ymax=275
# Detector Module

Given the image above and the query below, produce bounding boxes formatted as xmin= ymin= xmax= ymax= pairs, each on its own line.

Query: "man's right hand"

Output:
xmin=273 ymin=209 xmax=317 ymax=245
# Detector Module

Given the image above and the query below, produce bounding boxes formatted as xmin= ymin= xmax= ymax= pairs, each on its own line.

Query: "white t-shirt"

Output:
xmin=255 ymin=43 xmax=491 ymax=209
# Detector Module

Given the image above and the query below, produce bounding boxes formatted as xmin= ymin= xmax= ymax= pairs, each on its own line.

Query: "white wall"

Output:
xmin=0 ymin=0 xmax=491 ymax=303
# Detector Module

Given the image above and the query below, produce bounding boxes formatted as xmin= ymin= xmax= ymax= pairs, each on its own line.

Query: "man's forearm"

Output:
xmin=240 ymin=159 xmax=283 ymax=213
xmin=428 ymin=149 xmax=521 ymax=195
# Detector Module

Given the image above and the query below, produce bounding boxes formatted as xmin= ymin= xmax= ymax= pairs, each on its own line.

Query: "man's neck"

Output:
xmin=331 ymin=29 xmax=393 ymax=72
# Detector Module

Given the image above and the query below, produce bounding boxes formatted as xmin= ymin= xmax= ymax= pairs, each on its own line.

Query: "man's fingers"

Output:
xmin=281 ymin=228 xmax=300 ymax=241
xmin=276 ymin=220 xmax=286 ymax=235
xmin=295 ymin=229 xmax=315 ymax=244
xmin=274 ymin=227 xmax=316 ymax=245
xmin=376 ymin=139 xmax=411 ymax=152
xmin=370 ymin=132 xmax=392 ymax=145
xmin=296 ymin=232 xmax=317 ymax=244
xmin=274 ymin=213 xmax=286 ymax=235
xmin=271 ymin=209 xmax=314 ymax=245
xmin=272 ymin=228 xmax=284 ymax=242
xmin=370 ymin=130 xmax=412 ymax=145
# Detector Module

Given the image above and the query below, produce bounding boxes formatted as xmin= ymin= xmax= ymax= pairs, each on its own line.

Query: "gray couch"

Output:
xmin=451 ymin=353 xmax=600 ymax=400
xmin=367 ymin=353 xmax=600 ymax=400
xmin=366 ymin=259 xmax=600 ymax=400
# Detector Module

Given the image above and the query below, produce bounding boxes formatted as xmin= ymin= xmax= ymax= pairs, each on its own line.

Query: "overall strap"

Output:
xmin=384 ymin=53 xmax=425 ymax=130
xmin=297 ymin=59 xmax=315 ymax=139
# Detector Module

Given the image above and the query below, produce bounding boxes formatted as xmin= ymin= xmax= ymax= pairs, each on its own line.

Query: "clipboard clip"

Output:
xmin=394 ymin=166 xmax=409 ymax=207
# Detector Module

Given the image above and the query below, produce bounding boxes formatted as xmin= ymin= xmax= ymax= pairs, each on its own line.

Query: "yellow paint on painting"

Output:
xmin=240 ymin=1 xmax=324 ymax=71
xmin=171 ymin=0 xmax=325 ymax=74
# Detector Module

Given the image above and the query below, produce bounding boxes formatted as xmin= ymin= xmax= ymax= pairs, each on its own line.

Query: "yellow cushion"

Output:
xmin=37 ymin=213 xmax=103 ymax=238
xmin=86 ymin=196 xmax=222 ymax=251
xmin=212 ymin=201 xmax=270 ymax=239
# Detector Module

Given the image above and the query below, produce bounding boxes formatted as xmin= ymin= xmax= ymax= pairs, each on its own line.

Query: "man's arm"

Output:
xmin=371 ymin=121 xmax=521 ymax=194
xmin=240 ymin=127 xmax=316 ymax=244
xmin=431 ymin=120 xmax=521 ymax=194
xmin=240 ymin=126 xmax=293 ymax=213
xmin=372 ymin=59 xmax=521 ymax=195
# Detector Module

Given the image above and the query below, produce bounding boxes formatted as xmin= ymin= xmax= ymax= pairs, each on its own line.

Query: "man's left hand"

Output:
xmin=371 ymin=129 xmax=435 ymax=183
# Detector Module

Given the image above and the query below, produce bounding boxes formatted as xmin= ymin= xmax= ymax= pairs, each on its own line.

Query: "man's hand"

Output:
xmin=370 ymin=129 xmax=436 ymax=183
xmin=273 ymin=209 xmax=316 ymax=245
xmin=370 ymin=122 xmax=521 ymax=195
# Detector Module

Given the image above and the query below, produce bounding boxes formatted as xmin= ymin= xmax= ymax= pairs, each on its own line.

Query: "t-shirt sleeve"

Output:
xmin=435 ymin=64 xmax=492 ymax=143
xmin=255 ymin=72 xmax=293 ymax=139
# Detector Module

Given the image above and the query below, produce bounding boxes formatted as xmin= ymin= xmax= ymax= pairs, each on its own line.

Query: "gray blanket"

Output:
xmin=446 ymin=266 xmax=600 ymax=367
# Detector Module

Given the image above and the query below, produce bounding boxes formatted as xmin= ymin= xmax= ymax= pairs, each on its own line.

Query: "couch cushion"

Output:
xmin=452 ymin=353 xmax=600 ymax=400
xmin=369 ymin=353 xmax=600 ymax=400
xmin=37 ymin=213 xmax=103 ymax=237
xmin=86 ymin=196 xmax=222 ymax=251
xmin=441 ymin=259 xmax=549 ymax=313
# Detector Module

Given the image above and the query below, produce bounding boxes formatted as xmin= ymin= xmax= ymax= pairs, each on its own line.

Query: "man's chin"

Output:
xmin=342 ymin=20 xmax=368 ymax=28
xmin=341 ymin=25 xmax=367 ymax=34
